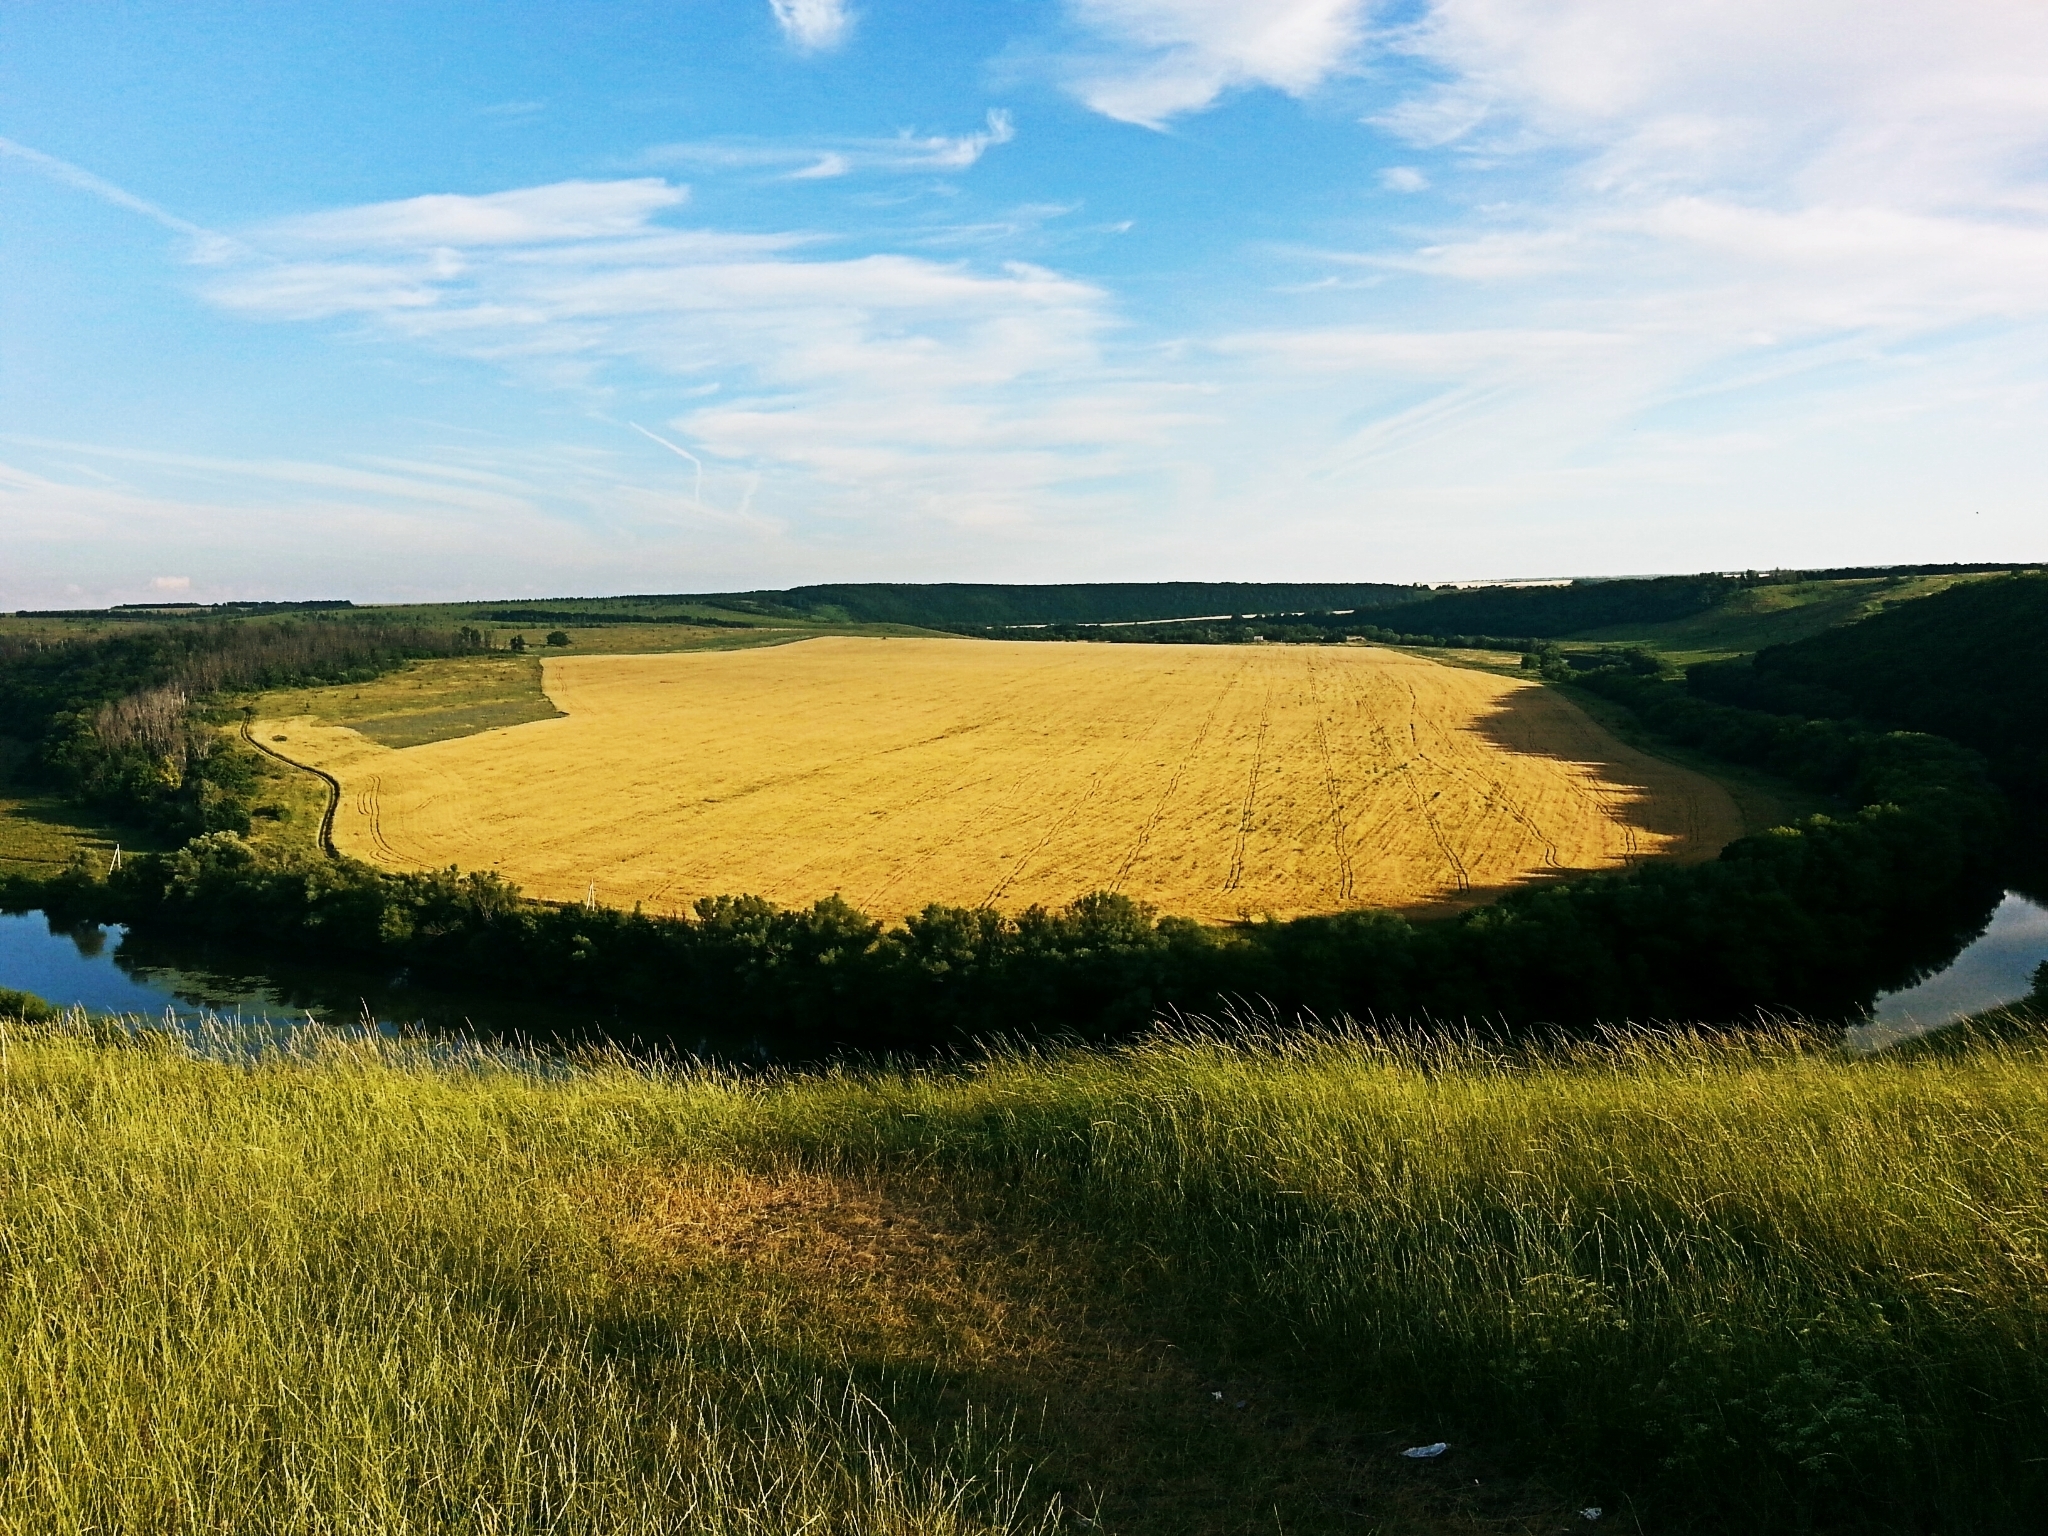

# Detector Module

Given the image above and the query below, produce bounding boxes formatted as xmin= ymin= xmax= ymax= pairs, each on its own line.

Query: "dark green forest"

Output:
xmin=1692 ymin=572 xmax=2048 ymax=807
xmin=696 ymin=579 xmax=1424 ymax=627
xmin=0 ymin=620 xmax=468 ymax=839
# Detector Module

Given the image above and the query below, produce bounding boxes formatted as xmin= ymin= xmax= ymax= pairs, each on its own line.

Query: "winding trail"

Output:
xmin=240 ymin=718 xmax=340 ymax=858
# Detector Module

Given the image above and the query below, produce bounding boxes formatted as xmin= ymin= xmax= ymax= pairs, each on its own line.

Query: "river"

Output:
xmin=0 ymin=908 xmax=747 ymax=1053
xmin=5 ymin=894 xmax=2046 ymax=1051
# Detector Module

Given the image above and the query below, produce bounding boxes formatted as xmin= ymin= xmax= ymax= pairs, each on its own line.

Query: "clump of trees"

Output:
xmin=1691 ymin=573 xmax=2048 ymax=812
xmin=0 ymin=619 xmax=474 ymax=839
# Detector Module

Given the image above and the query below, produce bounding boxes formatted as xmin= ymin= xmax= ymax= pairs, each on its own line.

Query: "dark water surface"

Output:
xmin=0 ymin=909 xmax=671 ymax=1048
xmin=5 ymin=893 xmax=2045 ymax=1053
xmin=1848 ymin=892 xmax=2048 ymax=1050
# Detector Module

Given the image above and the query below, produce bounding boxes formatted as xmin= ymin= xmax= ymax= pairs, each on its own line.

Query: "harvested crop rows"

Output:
xmin=257 ymin=637 xmax=1744 ymax=922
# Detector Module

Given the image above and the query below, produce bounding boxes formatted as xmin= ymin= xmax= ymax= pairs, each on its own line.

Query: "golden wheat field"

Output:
xmin=257 ymin=637 xmax=1745 ymax=923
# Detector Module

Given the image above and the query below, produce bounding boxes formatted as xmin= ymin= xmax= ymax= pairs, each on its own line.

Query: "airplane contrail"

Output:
xmin=628 ymin=421 xmax=704 ymax=504
xmin=0 ymin=136 xmax=240 ymax=261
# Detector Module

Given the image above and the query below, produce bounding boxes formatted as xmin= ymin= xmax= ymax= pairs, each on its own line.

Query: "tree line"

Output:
xmin=0 ymin=620 xmax=472 ymax=839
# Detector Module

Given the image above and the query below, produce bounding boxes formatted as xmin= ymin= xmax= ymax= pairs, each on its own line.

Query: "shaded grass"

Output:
xmin=0 ymin=1022 xmax=1061 ymax=1535
xmin=4 ymin=1011 xmax=2047 ymax=1531
xmin=1570 ymin=574 xmax=1991 ymax=664
xmin=0 ymin=737 xmax=169 ymax=876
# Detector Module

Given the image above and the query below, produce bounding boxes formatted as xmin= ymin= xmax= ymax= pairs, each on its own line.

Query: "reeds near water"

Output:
xmin=2 ymin=1008 xmax=2044 ymax=1531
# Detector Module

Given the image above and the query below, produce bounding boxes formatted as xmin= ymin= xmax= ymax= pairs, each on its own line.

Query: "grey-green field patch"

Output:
xmin=257 ymin=653 xmax=564 ymax=749
xmin=353 ymin=696 xmax=566 ymax=748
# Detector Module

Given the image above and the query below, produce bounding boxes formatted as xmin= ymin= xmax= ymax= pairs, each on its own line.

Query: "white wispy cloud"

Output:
xmin=647 ymin=110 xmax=1016 ymax=180
xmin=193 ymin=176 xmax=1189 ymax=539
xmin=1379 ymin=0 xmax=2048 ymax=203
xmin=770 ymin=0 xmax=852 ymax=53
xmin=1057 ymin=0 xmax=1368 ymax=127
xmin=265 ymin=180 xmax=689 ymax=248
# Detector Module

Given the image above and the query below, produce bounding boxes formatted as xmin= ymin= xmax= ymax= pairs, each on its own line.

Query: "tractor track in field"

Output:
xmin=1111 ymin=668 xmax=1240 ymax=892
xmin=1400 ymin=682 xmax=1470 ymax=893
xmin=1223 ymin=685 xmax=1273 ymax=895
xmin=1306 ymin=655 xmax=1355 ymax=902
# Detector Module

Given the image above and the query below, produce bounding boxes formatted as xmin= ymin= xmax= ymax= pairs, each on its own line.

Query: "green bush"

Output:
xmin=0 ymin=988 xmax=56 ymax=1023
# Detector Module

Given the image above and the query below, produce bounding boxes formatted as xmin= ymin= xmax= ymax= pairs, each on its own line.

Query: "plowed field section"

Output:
xmin=256 ymin=638 xmax=1744 ymax=922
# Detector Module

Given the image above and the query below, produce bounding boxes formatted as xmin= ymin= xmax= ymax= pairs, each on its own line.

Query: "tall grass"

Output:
xmin=709 ymin=1020 xmax=2048 ymax=1528
xmin=0 ymin=1020 xmax=1054 ymax=1535
xmin=3 ymin=1010 xmax=2046 ymax=1530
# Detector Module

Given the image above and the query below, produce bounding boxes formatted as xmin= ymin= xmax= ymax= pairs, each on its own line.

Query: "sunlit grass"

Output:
xmin=3 ymin=1007 xmax=2045 ymax=1530
xmin=0 ymin=1020 xmax=1055 ymax=1535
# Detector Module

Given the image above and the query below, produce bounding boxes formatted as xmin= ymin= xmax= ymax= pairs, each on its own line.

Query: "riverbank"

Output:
xmin=5 ymin=1004 xmax=2047 ymax=1533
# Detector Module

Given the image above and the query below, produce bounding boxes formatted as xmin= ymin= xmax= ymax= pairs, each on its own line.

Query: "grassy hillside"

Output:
xmin=1696 ymin=572 xmax=2048 ymax=806
xmin=1568 ymin=574 xmax=1980 ymax=662
xmin=5 ymin=1005 xmax=2048 ymax=1533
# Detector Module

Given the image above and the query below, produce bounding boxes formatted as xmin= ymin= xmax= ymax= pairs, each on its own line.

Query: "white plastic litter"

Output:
xmin=1401 ymin=1442 xmax=1449 ymax=1459
xmin=1209 ymin=1391 xmax=1223 ymax=1400
xmin=1580 ymin=1510 xmax=1603 ymax=1521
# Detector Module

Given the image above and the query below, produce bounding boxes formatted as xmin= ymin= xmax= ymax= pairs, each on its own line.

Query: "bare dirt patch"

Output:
xmin=586 ymin=1165 xmax=1600 ymax=1536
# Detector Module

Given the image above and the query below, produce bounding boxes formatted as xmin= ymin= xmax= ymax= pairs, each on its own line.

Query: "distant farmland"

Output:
xmin=258 ymin=638 xmax=1744 ymax=922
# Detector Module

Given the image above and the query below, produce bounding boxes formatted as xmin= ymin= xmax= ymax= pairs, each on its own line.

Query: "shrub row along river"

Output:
xmin=4 ymin=895 xmax=2046 ymax=1055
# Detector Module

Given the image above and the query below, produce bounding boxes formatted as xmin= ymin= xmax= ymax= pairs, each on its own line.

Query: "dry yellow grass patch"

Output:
xmin=586 ymin=1166 xmax=1565 ymax=1536
xmin=256 ymin=637 xmax=1743 ymax=922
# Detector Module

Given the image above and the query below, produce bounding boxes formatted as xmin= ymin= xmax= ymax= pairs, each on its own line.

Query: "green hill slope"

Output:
xmin=1569 ymin=575 xmax=1972 ymax=660
xmin=1694 ymin=572 xmax=2048 ymax=805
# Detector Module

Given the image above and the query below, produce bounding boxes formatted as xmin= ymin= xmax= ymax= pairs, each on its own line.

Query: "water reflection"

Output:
xmin=7 ymin=889 xmax=2045 ymax=1061
xmin=1849 ymin=892 xmax=2048 ymax=1051
xmin=0 ymin=909 xmax=755 ymax=1057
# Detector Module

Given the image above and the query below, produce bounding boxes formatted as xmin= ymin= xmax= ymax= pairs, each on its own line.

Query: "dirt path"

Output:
xmin=590 ymin=1163 xmax=1595 ymax=1536
xmin=239 ymin=718 xmax=340 ymax=857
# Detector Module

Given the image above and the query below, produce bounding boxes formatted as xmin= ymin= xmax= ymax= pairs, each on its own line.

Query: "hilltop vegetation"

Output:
xmin=5 ymin=1003 xmax=2048 ymax=1533
xmin=1693 ymin=572 xmax=2048 ymax=811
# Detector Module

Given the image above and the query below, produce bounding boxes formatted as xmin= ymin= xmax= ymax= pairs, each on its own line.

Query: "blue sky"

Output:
xmin=4 ymin=1 xmax=2046 ymax=606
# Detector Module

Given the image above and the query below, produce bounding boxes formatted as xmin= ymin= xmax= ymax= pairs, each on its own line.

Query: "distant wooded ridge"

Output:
xmin=441 ymin=563 xmax=2041 ymax=635
xmin=686 ymin=565 xmax=2036 ymax=638
xmin=11 ymin=562 xmax=2035 ymax=631
xmin=689 ymin=581 xmax=1425 ymax=627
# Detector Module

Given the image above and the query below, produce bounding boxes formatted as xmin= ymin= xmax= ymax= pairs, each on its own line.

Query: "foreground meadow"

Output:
xmin=257 ymin=638 xmax=1742 ymax=922
xmin=5 ymin=1008 xmax=2045 ymax=1533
